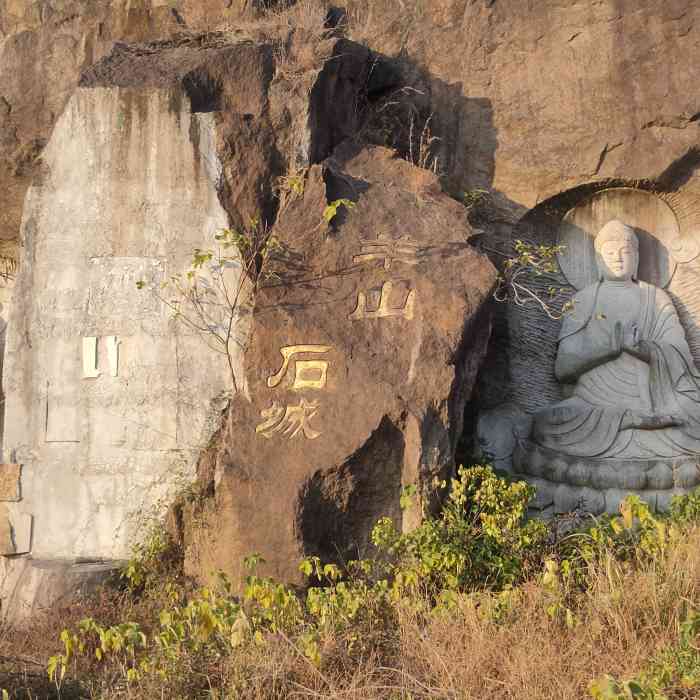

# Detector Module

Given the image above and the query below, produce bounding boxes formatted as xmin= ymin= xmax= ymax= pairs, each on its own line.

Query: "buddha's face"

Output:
xmin=597 ymin=237 xmax=638 ymax=281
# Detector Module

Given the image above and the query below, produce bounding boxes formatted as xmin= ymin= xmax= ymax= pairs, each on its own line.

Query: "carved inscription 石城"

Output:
xmin=267 ymin=345 xmax=331 ymax=390
xmin=256 ymin=399 xmax=322 ymax=440
xmin=257 ymin=345 xmax=333 ymax=440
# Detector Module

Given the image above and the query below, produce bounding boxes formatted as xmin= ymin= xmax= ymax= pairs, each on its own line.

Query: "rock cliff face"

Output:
xmin=1 ymin=0 xmax=699 ymax=616
xmin=344 ymin=0 xmax=700 ymax=209
xmin=3 ymin=0 xmax=698 ymax=247
xmin=0 ymin=16 xmax=496 ymax=615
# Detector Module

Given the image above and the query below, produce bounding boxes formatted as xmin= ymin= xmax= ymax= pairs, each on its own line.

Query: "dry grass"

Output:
xmin=221 ymin=0 xmax=333 ymax=81
xmin=4 ymin=525 xmax=700 ymax=699
xmin=385 ymin=532 xmax=700 ymax=700
xmin=0 ymin=590 xmax=128 ymax=699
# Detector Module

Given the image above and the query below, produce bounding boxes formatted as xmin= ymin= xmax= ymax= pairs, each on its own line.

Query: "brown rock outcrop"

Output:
xmin=52 ymin=32 xmax=495 ymax=587
xmin=179 ymin=142 xmax=496 ymax=585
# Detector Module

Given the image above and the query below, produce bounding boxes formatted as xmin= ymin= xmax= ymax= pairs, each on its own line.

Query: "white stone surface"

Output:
xmin=2 ymin=87 xmax=240 ymax=565
xmin=10 ymin=512 xmax=31 ymax=554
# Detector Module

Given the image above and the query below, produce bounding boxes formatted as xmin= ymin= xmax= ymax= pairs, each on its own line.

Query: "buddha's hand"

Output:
xmin=621 ymin=323 xmax=651 ymax=362
xmin=623 ymin=321 xmax=639 ymax=349
xmin=625 ymin=339 xmax=652 ymax=363
xmin=613 ymin=322 xmax=648 ymax=360
xmin=612 ymin=321 xmax=624 ymax=356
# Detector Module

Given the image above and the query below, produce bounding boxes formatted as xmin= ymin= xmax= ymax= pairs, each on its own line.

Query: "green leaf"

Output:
xmin=299 ymin=559 xmax=314 ymax=577
xmin=322 ymin=198 xmax=355 ymax=224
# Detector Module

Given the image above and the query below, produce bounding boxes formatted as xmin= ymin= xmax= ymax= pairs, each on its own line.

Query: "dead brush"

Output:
xmin=383 ymin=527 xmax=700 ymax=700
xmin=360 ymin=84 xmax=443 ymax=176
xmin=408 ymin=111 xmax=442 ymax=175
xmin=10 ymin=483 xmax=700 ymax=698
xmin=224 ymin=0 xmax=334 ymax=86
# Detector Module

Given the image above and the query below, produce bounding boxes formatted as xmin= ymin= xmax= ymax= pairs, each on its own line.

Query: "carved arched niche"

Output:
xmin=477 ymin=185 xmax=700 ymax=415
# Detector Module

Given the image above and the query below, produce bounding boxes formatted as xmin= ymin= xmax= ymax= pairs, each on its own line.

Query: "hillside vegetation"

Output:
xmin=3 ymin=465 xmax=700 ymax=699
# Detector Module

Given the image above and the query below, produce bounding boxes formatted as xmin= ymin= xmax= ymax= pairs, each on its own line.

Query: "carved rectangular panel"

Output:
xmin=10 ymin=513 xmax=31 ymax=555
xmin=0 ymin=508 xmax=32 ymax=556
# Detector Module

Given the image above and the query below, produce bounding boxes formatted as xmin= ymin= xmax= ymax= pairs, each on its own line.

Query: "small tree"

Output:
xmin=137 ymin=217 xmax=279 ymax=394
xmin=493 ymin=239 xmax=573 ymax=320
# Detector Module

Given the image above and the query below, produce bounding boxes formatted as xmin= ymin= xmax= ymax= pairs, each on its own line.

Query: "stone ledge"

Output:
xmin=0 ymin=556 xmax=123 ymax=623
xmin=523 ymin=474 xmax=693 ymax=516
xmin=514 ymin=441 xmax=700 ymax=492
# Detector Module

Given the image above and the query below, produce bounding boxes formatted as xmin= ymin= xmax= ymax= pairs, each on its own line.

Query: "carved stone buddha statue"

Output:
xmin=515 ymin=219 xmax=700 ymax=512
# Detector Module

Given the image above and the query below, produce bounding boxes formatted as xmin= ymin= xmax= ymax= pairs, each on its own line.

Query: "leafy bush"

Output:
xmin=372 ymin=465 xmax=548 ymax=595
xmin=46 ymin=466 xmax=546 ymax=694
xmin=39 ymin=477 xmax=700 ymax=699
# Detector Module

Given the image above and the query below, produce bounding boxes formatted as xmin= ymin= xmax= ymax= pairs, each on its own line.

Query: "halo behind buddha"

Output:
xmin=557 ymin=188 xmax=680 ymax=290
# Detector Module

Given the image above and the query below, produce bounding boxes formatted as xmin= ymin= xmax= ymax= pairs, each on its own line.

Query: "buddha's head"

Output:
xmin=594 ymin=220 xmax=639 ymax=282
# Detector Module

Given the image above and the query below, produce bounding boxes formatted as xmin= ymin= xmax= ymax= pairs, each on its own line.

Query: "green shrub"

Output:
xmin=372 ymin=465 xmax=548 ymax=595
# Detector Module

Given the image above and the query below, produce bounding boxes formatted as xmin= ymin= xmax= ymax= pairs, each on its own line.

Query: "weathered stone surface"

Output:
xmin=1 ymin=30 xmax=373 ymax=579
xmin=647 ymin=463 xmax=674 ymax=491
xmin=3 ymin=82 xmax=236 ymax=562
xmin=0 ymin=505 xmax=12 ymax=555
xmin=4 ymin=2 xmax=699 ymax=242
xmin=0 ymin=463 xmax=20 ymax=501
xmin=528 ymin=478 xmax=555 ymax=512
xmin=0 ymin=28 xmax=494 ymax=615
xmin=475 ymin=403 xmax=531 ymax=473
xmin=0 ymin=0 xmax=335 ymax=245
xmin=2 ymin=0 xmax=697 ymax=607
xmin=178 ymin=143 xmax=496 ymax=586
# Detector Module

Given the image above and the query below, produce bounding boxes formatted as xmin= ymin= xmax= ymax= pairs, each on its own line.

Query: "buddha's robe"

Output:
xmin=533 ymin=280 xmax=700 ymax=459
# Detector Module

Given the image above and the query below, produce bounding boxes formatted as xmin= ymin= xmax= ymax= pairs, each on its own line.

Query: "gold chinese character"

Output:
xmin=349 ymin=280 xmax=416 ymax=321
xmin=267 ymin=345 xmax=332 ymax=390
xmin=255 ymin=399 xmax=322 ymax=440
xmin=353 ymin=234 xmax=420 ymax=270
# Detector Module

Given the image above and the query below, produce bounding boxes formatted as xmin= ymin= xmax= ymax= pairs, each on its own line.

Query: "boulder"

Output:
xmin=178 ymin=142 xmax=496 ymax=586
